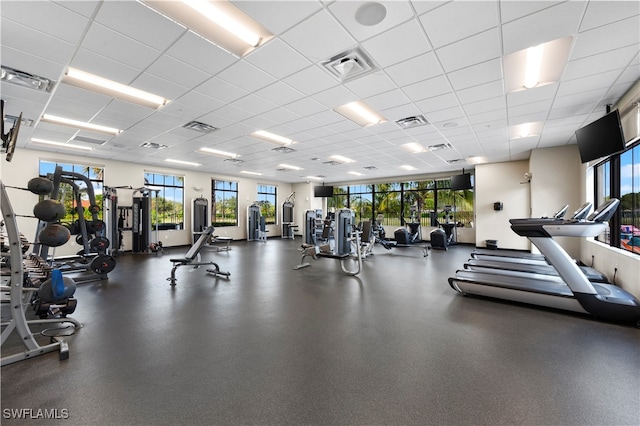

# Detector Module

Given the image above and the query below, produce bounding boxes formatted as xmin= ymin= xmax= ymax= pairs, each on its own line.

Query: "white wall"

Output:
xmin=529 ymin=145 xmax=582 ymax=258
xmin=0 ymin=148 xmax=291 ymax=256
xmin=475 ymin=160 xmax=530 ymax=250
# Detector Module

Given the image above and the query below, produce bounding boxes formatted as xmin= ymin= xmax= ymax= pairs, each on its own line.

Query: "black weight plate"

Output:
xmin=90 ymin=236 xmax=110 ymax=250
xmin=90 ymin=255 xmax=116 ymax=274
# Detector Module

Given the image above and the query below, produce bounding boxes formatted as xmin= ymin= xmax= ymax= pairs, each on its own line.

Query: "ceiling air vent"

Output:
xmin=395 ymin=115 xmax=429 ymax=129
xmin=73 ymin=136 xmax=106 ymax=146
xmin=182 ymin=120 xmax=219 ymax=133
xmin=224 ymin=158 xmax=244 ymax=163
xmin=322 ymin=160 xmax=342 ymax=166
xmin=427 ymin=142 xmax=453 ymax=151
xmin=447 ymin=158 xmax=465 ymax=164
xmin=321 ymin=47 xmax=378 ymax=82
xmin=363 ymin=166 xmax=377 ymax=170
xmin=271 ymin=146 xmax=295 ymax=153
xmin=141 ymin=142 xmax=168 ymax=150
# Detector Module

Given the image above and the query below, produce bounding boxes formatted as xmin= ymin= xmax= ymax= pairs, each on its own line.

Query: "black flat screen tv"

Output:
xmin=575 ymin=109 xmax=626 ymax=164
xmin=314 ymin=185 xmax=334 ymax=197
xmin=450 ymin=173 xmax=472 ymax=190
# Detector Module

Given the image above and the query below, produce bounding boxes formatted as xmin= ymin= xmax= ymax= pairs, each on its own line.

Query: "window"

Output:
xmin=212 ymin=180 xmax=238 ymax=227
xmin=324 ymin=178 xmax=474 ymax=229
xmin=144 ymin=172 xmax=184 ymax=230
xmin=594 ymin=140 xmax=639 ymax=255
xmin=257 ymin=184 xmax=277 ymax=224
xmin=39 ymin=160 xmax=104 ymax=223
xmin=620 ymin=143 xmax=639 ymax=253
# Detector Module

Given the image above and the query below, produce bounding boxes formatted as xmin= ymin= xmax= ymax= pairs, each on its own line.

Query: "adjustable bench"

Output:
xmin=167 ymin=226 xmax=230 ymax=286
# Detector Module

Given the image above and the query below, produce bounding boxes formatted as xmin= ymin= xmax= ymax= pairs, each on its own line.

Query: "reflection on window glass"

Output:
xmin=257 ymin=184 xmax=277 ymax=224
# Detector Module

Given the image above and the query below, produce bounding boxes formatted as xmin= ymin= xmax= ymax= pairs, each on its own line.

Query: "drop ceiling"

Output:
xmin=1 ymin=0 xmax=638 ymax=184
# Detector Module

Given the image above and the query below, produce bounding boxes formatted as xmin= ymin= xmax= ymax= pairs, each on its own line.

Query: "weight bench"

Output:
xmin=167 ymin=226 xmax=230 ymax=286
xmin=207 ymin=235 xmax=232 ymax=252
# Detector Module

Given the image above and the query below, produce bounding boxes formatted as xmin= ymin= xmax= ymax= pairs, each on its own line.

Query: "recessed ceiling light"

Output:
xmin=510 ymin=122 xmax=542 ymax=139
xmin=334 ymin=100 xmax=386 ymax=127
xmin=402 ymin=142 xmax=426 ymax=154
xmin=1 ymin=65 xmax=53 ymax=92
xmin=348 ymin=171 xmax=363 ymax=176
xmin=305 ymin=176 xmax=323 ymax=181
xmin=40 ymin=114 xmax=122 ymax=136
xmin=278 ymin=163 xmax=302 ymax=171
xmin=466 ymin=156 xmax=488 ymax=165
xmin=30 ymin=138 xmax=93 ymax=151
xmin=63 ymin=67 xmax=169 ymax=109
xmin=165 ymin=158 xmax=201 ymax=167
xmin=250 ymin=130 xmax=294 ymax=146
xmin=329 ymin=154 xmax=355 ymax=164
xmin=503 ymin=36 xmax=573 ymax=93
xmin=198 ymin=147 xmax=239 ymax=158
xmin=400 ymin=165 xmax=417 ymax=171
xmin=241 ymin=170 xmax=262 ymax=176
xmin=142 ymin=0 xmax=273 ymax=57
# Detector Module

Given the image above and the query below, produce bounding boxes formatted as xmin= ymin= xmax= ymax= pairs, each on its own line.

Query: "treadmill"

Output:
xmin=471 ymin=202 xmax=592 ymax=263
xmin=467 ymin=202 xmax=607 ymax=282
xmin=449 ymin=199 xmax=640 ymax=326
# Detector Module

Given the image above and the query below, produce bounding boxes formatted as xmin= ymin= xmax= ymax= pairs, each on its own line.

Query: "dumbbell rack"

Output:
xmin=1 ymin=180 xmax=82 ymax=366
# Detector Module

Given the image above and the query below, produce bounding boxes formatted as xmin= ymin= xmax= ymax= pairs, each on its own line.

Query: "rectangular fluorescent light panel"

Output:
xmin=279 ymin=163 xmax=302 ymax=171
xmin=198 ymin=147 xmax=239 ymax=158
xmin=329 ymin=154 xmax=355 ymax=163
xmin=348 ymin=171 xmax=363 ymax=176
xmin=63 ymin=68 xmax=168 ymax=109
xmin=510 ymin=122 xmax=542 ymax=139
xmin=41 ymin=114 xmax=122 ymax=136
xmin=401 ymin=142 xmax=426 ymax=154
xmin=334 ymin=100 xmax=387 ymax=127
xmin=400 ymin=165 xmax=417 ymax=171
xmin=241 ymin=170 xmax=262 ymax=176
xmin=31 ymin=138 xmax=93 ymax=152
xmin=250 ymin=130 xmax=293 ymax=146
xmin=503 ymin=36 xmax=573 ymax=93
xmin=143 ymin=0 xmax=273 ymax=57
xmin=165 ymin=158 xmax=201 ymax=167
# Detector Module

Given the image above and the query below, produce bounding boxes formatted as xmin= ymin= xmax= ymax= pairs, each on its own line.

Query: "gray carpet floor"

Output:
xmin=1 ymin=239 xmax=639 ymax=425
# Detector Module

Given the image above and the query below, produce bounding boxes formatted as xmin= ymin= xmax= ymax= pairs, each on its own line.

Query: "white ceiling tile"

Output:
xmin=435 ymin=28 xmax=501 ymax=72
xmin=231 ymin=94 xmax=277 ymax=116
xmin=563 ymin=45 xmax=640 ymax=81
xmin=1 ymin=18 xmax=76 ymax=66
xmin=499 ymin=1 xmax=565 ymax=24
xmin=281 ymin=9 xmax=356 ymax=62
xmin=233 ymin=0 xmax=323 ymax=36
xmin=246 ymin=38 xmax=312 ymax=79
xmin=463 ymin=96 xmax=505 ymax=116
xmin=95 ymin=1 xmax=184 ymax=51
xmin=81 ymin=22 xmax=160 ymax=70
xmin=311 ymin=85 xmax=357 ymax=109
xmin=467 ymin=109 xmax=508 ymax=126
xmin=556 ymin=70 xmax=623 ymax=99
xmin=146 ymin=56 xmax=211 ymax=90
xmin=508 ymin=99 xmax=554 ymax=118
xmin=501 ymin=2 xmax=584 ymax=54
xmin=53 ymin=0 xmax=101 ymax=18
xmin=385 ymin=52 xmax=442 ymax=87
xmin=403 ymin=75 xmax=451 ymax=102
xmin=447 ymin=59 xmax=502 ymax=91
xmin=456 ymin=80 xmax=504 ymax=104
xmin=571 ymin=16 xmax=640 ymax=60
xmin=194 ymin=77 xmax=249 ymax=104
xmin=415 ymin=93 xmax=460 ymax=114
xmin=420 ymin=0 xmax=498 ymax=48
xmin=580 ymin=1 xmax=640 ymax=32
xmin=132 ymin=72 xmax=189 ymax=100
xmin=362 ymin=19 xmax=431 ymax=68
xmin=284 ymin=98 xmax=327 ymax=117
xmin=425 ymin=106 xmax=465 ymax=124
xmin=174 ymin=91 xmax=225 ymax=115
xmin=70 ymin=48 xmax=143 ymax=83
xmin=1 ymin=45 xmax=65 ymax=83
xmin=259 ymin=108 xmax=301 ymax=127
xmin=365 ymin=89 xmax=412 ymax=112
xmin=166 ymin=32 xmax=237 ymax=75
xmin=209 ymin=104 xmax=254 ymax=123
xmin=344 ymin=72 xmax=397 ymax=99
xmin=328 ymin=1 xmax=416 ymax=42
xmin=217 ymin=61 xmax=277 ymax=92
xmin=283 ymin=65 xmax=339 ymax=96
xmin=2 ymin=1 xmax=88 ymax=44
xmin=255 ymin=81 xmax=306 ymax=106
